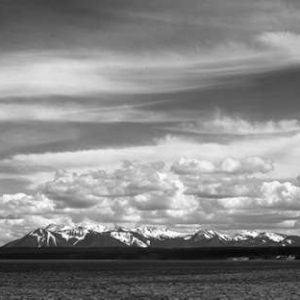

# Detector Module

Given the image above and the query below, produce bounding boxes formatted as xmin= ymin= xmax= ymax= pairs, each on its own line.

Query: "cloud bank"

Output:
xmin=1 ymin=156 xmax=300 ymax=244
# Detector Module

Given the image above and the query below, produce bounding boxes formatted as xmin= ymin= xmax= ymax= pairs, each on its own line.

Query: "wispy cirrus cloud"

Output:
xmin=258 ymin=31 xmax=300 ymax=61
xmin=171 ymin=157 xmax=273 ymax=175
xmin=176 ymin=113 xmax=300 ymax=135
xmin=0 ymin=42 xmax=292 ymax=100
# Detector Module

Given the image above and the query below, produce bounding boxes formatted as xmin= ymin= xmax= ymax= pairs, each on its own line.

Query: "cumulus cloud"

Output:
xmin=1 ymin=156 xmax=300 ymax=244
xmin=260 ymin=181 xmax=300 ymax=209
xmin=42 ymin=157 xmax=272 ymax=212
xmin=171 ymin=158 xmax=216 ymax=175
xmin=0 ymin=193 xmax=54 ymax=218
xmin=216 ymin=180 xmax=300 ymax=215
xmin=41 ymin=161 xmax=198 ymax=218
xmin=37 ymin=157 xmax=289 ymax=227
xmin=221 ymin=157 xmax=273 ymax=174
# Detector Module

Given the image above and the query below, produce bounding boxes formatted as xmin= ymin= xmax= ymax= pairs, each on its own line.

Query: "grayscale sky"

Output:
xmin=1 ymin=0 xmax=300 ymax=244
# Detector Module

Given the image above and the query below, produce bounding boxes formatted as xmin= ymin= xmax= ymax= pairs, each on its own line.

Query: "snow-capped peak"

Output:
xmin=135 ymin=225 xmax=186 ymax=239
xmin=192 ymin=229 xmax=231 ymax=241
xmin=9 ymin=223 xmax=299 ymax=248
xmin=45 ymin=223 xmax=109 ymax=234
xmin=233 ymin=230 xmax=286 ymax=242
xmin=110 ymin=231 xmax=148 ymax=247
xmin=80 ymin=223 xmax=108 ymax=234
xmin=259 ymin=232 xmax=286 ymax=243
xmin=233 ymin=230 xmax=261 ymax=241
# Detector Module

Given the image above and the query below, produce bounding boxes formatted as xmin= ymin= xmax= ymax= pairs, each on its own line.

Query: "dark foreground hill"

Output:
xmin=0 ymin=246 xmax=300 ymax=260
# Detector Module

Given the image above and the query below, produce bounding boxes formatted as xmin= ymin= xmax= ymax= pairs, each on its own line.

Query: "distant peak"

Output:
xmin=136 ymin=224 xmax=185 ymax=239
xmin=192 ymin=229 xmax=231 ymax=241
xmin=6 ymin=223 xmax=298 ymax=249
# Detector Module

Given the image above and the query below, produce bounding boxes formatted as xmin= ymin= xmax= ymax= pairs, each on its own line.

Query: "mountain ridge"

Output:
xmin=3 ymin=224 xmax=300 ymax=248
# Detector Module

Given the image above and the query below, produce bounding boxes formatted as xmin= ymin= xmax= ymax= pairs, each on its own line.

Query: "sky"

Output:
xmin=1 ymin=0 xmax=300 ymax=244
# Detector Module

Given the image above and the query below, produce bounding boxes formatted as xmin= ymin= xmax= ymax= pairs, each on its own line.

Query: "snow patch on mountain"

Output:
xmin=135 ymin=225 xmax=186 ymax=240
xmin=262 ymin=232 xmax=286 ymax=243
xmin=6 ymin=223 xmax=300 ymax=248
xmin=110 ymin=231 xmax=148 ymax=247
xmin=28 ymin=229 xmax=57 ymax=247
xmin=192 ymin=229 xmax=231 ymax=241
xmin=233 ymin=230 xmax=261 ymax=241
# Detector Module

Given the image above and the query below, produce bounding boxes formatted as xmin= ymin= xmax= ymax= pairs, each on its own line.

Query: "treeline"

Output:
xmin=0 ymin=247 xmax=300 ymax=260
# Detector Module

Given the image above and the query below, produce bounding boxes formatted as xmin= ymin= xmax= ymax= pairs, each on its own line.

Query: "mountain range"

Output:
xmin=3 ymin=224 xmax=300 ymax=248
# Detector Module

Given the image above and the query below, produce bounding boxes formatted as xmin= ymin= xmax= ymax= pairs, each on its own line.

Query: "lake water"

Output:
xmin=0 ymin=260 xmax=300 ymax=299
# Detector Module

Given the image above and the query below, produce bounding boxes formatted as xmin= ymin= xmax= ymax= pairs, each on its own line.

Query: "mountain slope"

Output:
xmin=3 ymin=224 xmax=300 ymax=248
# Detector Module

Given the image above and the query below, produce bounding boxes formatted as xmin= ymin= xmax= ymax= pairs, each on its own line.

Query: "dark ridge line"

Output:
xmin=0 ymin=247 xmax=300 ymax=260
